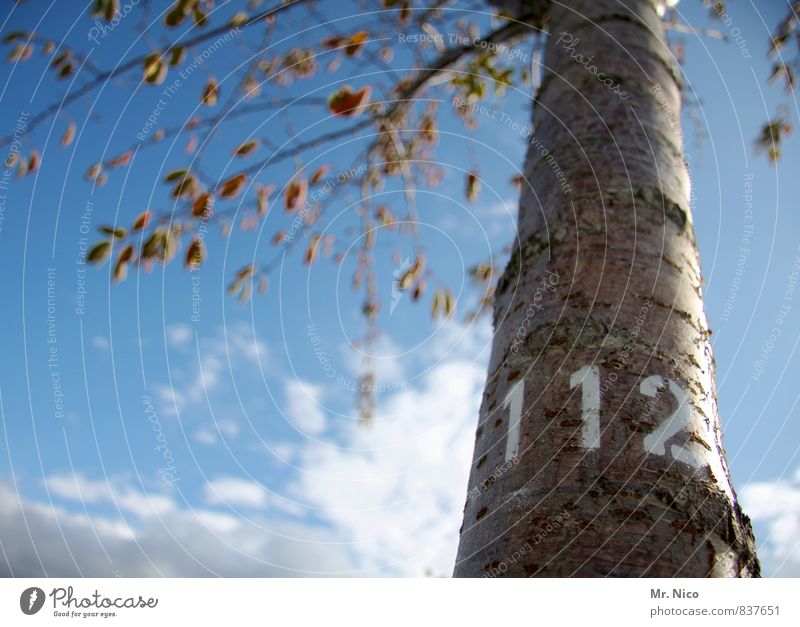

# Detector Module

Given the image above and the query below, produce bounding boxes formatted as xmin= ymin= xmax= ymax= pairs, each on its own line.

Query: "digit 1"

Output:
xmin=570 ymin=365 xmax=601 ymax=449
xmin=503 ymin=379 xmax=524 ymax=462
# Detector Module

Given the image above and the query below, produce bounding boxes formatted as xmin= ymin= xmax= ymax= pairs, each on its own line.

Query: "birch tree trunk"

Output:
xmin=453 ymin=0 xmax=760 ymax=577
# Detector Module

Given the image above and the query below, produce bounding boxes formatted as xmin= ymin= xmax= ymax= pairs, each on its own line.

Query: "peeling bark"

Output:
xmin=454 ymin=0 xmax=759 ymax=577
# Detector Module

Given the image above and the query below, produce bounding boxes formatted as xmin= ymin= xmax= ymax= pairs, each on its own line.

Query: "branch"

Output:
xmin=0 ymin=0 xmax=314 ymax=146
xmin=383 ymin=12 xmax=540 ymax=124
xmin=232 ymin=119 xmax=375 ymax=183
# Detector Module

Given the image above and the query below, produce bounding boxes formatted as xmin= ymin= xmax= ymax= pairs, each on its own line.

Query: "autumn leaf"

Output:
xmin=256 ymin=184 xmax=273 ymax=216
xmin=218 ymin=173 xmax=247 ymax=199
xmin=91 ymin=0 xmax=119 ymax=20
xmin=305 ymin=234 xmax=322 ymax=265
xmin=112 ymin=257 xmax=128 ymax=282
xmin=431 ymin=288 xmax=455 ymax=319
xmin=419 ymin=115 xmax=438 ymax=145
xmin=283 ymin=48 xmax=316 ymax=79
xmin=235 ymin=284 xmax=251 ymax=302
xmin=466 ymin=171 xmax=480 ymax=202
xmin=345 ymin=31 xmax=369 ymax=56
xmin=412 ymin=280 xmax=425 ymax=301
xmin=328 ymin=85 xmax=371 ymax=117
xmin=284 ymin=178 xmax=308 ymax=211
xmin=233 ymin=139 xmax=259 ymax=157
xmin=382 ymin=0 xmax=411 ymax=23
xmin=132 ymin=210 xmax=151 ymax=231
xmin=185 ymin=134 xmax=197 ymax=154
xmin=60 ymin=122 xmax=76 ymax=147
xmin=201 ymin=77 xmax=218 ymax=106
xmin=57 ymin=61 xmax=75 ymax=79
xmin=99 ymin=225 xmax=126 ymax=238
xmin=321 ymin=36 xmax=346 ymax=49
xmin=164 ymin=169 xmax=189 ymax=183
xmin=229 ymin=11 xmax=248 ymax=27
xmin=164 ymin=3 xmax=190 ymax=28
xmin=171 ymin=175 xmax=196 ymax=199
xmin=192 ymin=193 xmax=213 ymax=218
xmin=322 ymin=31 xmax=369 ymax=57
xmin=185 ymin=237 xmax=205 ymax=269
xmin=193 ymin=6 xmax=207 ymax=27
xmin=756 ymin=111 xmax=793 ymax=163
xmin=168 ymin=47 xmax=185 ymax=66
xmin=2 ymin=32 xmax=26 ymax=44
xmin=310 ymin=165 xmax=329 ymax=185
xmin=376 ymin=205 xmax=396 ymax=228
xmin=141 ymin=228 xmax=177 ymax=262
xmin=469 ymin=263 xmax=495 ymax=282
xmin=398 ymin=269 xmax=414 ymax=290
xmin=27 ymin=150 xmax=40 ymax=173
xmin=398 ymin=254 xmax=425 ymax=290
xmin=444 ymin=289 xmax=456 ymax=317
xmin=85 ymin=163 xmax=102 ymax=181
xmin=118 ymin=243 xmax=135 ymax=263
xmin=8 ymin=43 xmax=33 ymax=62
xmin=51 ymin=50 xmax=70 ymax=68
xmin=87 ymin=241 xmax=112 ymax=265
xmin=227 ymin=265 xmax=254 ymax=300
xmin=143 ymin=52 xmax=166 ymax=85
xmin=113 ymin=243 xmax=135 ymax=281
xmin=108 ymin=150 xmax=132 ymax=168
xmin=242 ymin=75 xmax=261 ymax=99
xmin=362 ymin=300 xmax=379 ymax=319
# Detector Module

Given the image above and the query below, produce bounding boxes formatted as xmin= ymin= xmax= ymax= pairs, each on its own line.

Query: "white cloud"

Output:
xmin=284 ymin=379 xmax=327 ymax=435
xmin=419 ymin=316 xmax=494 ymax=366
xmin=484 ymin=198 xmax=517 ymax=218
xmin=272 ymin=442 xmax=296 ymax=461
xmin=44 ymin=473 xmax=175 ymax=518
xmin=194 ymin=428 xmax=217 ymax=445
xmin=165 ymin=323 xmax=193 ymax=348
xmin=193 ymin=419 xmax=240 ymax=445
xmin=156 ymin=323 xmax=269 ymax=417
xmin=285 ymin=318 xmax=491 ymax=576
xmin=434 ymin=197 xmax=517 ymax=238
xmin=91 ymin=336 xmax=109 ymax=351
xmin=204 ymin=476 xmax=268 ymax=508
xmin=216 ymin=418 xmax=240 ymax=438
xmin=741 ymin=468 xmax=800 ymax=577
xmin=6 ymin=320 xmax=492 ymax=577
xmin=290 ymin=358 xmax=483 ymax=576
xmin=0 ymin=481 xmax=353 ymax=577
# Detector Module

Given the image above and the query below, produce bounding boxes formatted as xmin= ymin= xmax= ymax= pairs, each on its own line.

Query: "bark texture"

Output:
xmin=454 ymin=0 xmax=759 ymax=577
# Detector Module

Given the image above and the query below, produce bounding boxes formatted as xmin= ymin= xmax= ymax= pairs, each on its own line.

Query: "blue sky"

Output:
xmin=0 ymin=0 xmax=798 ymax=577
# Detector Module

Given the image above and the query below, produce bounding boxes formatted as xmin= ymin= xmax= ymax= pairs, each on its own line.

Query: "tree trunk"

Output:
xmin=453 ymin=0 xmax=759 ymax=577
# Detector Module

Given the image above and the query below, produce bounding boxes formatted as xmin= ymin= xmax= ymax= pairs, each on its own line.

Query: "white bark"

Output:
xmin=454 ymin=0 xmax=759 ymax=577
